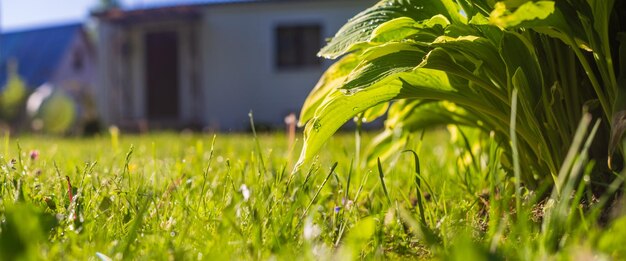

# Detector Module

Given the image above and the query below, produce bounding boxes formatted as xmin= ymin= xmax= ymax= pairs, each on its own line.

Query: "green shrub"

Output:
xmin=297 ymin=0 xmax=626 ymax=191
xmin=0 ymin=63 xmax=27 ymax=121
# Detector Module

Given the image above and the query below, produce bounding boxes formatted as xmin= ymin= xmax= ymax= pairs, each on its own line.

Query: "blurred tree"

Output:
xmin=0 ymin=60 xmax=27 ymax=121
xmin=26 ymin=84 xmax=76 ymax=135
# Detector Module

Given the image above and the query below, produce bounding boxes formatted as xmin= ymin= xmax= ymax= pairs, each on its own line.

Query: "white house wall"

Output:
xmin=201 ymin=0 xmax=375 ymax=130
xmin=97 ymin=23 xmax=143 ymax=126
xmin=95 ymin=23 xmax=116 ymax=125
xmin=97 ymin=20 xmax=200 ymax=128
xmin=131 ymin=21 xmax=199 ymax=125
xmin=128 ymin=26 xmax=144 ymax=120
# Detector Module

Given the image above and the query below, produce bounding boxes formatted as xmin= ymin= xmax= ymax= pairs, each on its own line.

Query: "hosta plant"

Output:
xmin=296 ymin=0 xmax=626 ymax=193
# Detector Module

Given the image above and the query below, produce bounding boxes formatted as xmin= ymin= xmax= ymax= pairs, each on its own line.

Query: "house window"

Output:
xmin=275 ymin=24 xmax=322 ymax=70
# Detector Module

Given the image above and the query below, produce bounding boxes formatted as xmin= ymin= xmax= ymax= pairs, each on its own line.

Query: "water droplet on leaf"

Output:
xmin=312 ymin=119 xmax=322 ymax=132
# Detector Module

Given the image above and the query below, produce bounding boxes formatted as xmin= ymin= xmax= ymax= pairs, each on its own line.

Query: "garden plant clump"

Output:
xmin=297 ymin=0 xmax=626 ymax=192
xmin=2 ymin=0 xmax=626 ymax=259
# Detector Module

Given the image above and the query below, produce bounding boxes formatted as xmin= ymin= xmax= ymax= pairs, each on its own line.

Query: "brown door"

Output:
xmin=145 ymin=31 xmax=179 ymax=120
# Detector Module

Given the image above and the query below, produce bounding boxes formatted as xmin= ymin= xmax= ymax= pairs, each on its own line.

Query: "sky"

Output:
xmin=0 ymin=0 xmax=195 ymax=32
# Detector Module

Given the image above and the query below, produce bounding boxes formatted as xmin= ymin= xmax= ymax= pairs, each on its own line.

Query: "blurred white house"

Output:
xmin=92 ymin=0 xmax=375 ymax=131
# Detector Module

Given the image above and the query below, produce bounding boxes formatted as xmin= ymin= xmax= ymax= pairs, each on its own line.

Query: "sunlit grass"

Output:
xmin=0 ymin=130 xmax=625 ymax=260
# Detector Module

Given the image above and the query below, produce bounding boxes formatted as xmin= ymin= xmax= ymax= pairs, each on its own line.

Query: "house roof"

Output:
xmin=93 ymin=0 xmax=260 ymax=23
xmin=0 ymin=23 xmax=82 ymax=89
xmin=123 ymin=0 xmax=258 ymax=11
xmin=93 ymin=0 xmax=326 ymax=22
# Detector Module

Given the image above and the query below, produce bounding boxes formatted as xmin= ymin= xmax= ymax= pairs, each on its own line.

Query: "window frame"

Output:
xmin=274 ymin=23 xmax=323 ymax=71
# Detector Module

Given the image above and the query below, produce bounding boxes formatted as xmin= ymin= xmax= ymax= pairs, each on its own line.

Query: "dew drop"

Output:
xmin=341 ymin=88 xmax=358 ymax=96
xmin=312 ymin=120 xmax=322 ymax=132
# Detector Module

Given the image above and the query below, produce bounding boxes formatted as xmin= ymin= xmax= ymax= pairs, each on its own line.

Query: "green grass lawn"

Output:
xmin=1 ymin=130 xmax=625 ymax=260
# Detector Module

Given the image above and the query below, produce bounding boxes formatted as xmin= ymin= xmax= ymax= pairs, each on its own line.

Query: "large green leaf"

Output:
xmin=298 ymin=54 xmax=359 ymax=126
xmin=424 ymin=33 xmax=509 ymax=99
xmin=370 ymin=15 xmax=450 ymax=43
xmin=387 ymin=101 xmax=477 ymax=132
xmin=361 ymin=102 xmax=390 ymax=123
xmin=489 ymin=0 xmax=590 ymax=51
xmin=589 ymin=0 xmax=614 ymax=60
xmin=489 ymin=1 xmax=555 ymax=28
xmin=431 ymin=34 xmax=506 ymax=80
xmin=511 ymin=67 xmax=558 ymax=175
xmin=343 ymin=43 xmax=427 ymax=90
xmin=455 ymin=0 xmax=493 ymax=18
xmin=319 ymin=0 xmax=463 ymax=59
xmin=295 ymin=68 xmax=456 ymax=171
xmin=499 ymin=31 xmax=544 ymax=104
xmin=365 ymin=100 xmax=480 ymax=165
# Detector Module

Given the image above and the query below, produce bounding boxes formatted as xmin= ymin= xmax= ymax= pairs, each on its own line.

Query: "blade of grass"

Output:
xmin=123 ymin=145 xmax=134 ymax=190
xmin=201 ymin=135 xmax=217 ymax=210
xmin=345 ymin=158 xmax=353 ymax=207
xmin=120 ymin=193 xmax=150 ymax=259
xmin=377 ymin=158 xmax=392 ymax=205
xmin=355 ymin=115 xmax=363 ymax=170
xmin=353 ymin=169 xmax=372 ymax=204
xmin=249 ymin=111 xmax=266 ymax=176
xmin=403 ymin=150 xmax=427 ymax=227
xmin=282 ymin=164 xmax=316 ymax=200
xmin=541 ymin=114 xmax=595 ymax=252
xmin=552 ymin=114 xmax=593 ymax=197
xmin=509 ymin=89 xmax=522 ymax=219
xmin=334 ymin=159 xmax=354 ymax=246
xmin=457 ymin=126 xmax=480 ymax=173
xmin=297 ymin=162 xmax=337 ymax=228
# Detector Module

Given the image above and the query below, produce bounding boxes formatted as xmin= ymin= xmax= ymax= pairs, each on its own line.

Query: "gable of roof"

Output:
xmin=0 ymin=23 xmax=82 ymax=90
